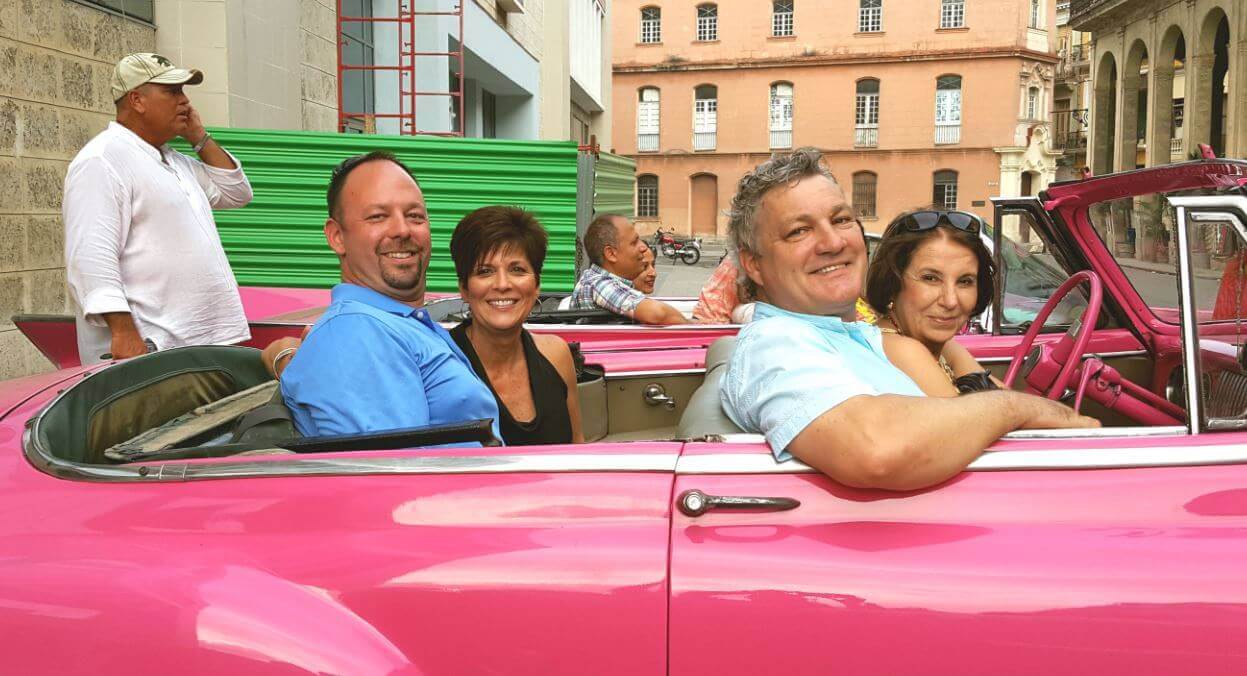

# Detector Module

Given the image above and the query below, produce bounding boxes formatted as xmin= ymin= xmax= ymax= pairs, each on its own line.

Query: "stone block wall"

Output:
xmin=0 ymin=0 xmax=155 ymax=380
xmin=300 ymin=0 xmax=337 ymax=131
xmin=473 ymin=0 xmax=544 ymax=61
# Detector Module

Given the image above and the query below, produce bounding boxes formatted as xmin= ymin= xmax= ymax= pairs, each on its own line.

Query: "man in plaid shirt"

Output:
xmin=572 ymin=214 xmax=687 ymax=324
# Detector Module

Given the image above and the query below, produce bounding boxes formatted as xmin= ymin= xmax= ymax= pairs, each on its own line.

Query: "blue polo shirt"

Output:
xmin=281 ymin=283 xmax=502 ymax=444
xmin=720 ymin=302 xmax=924 ymax=461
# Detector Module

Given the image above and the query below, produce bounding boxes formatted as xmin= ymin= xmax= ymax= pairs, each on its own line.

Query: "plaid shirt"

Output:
xmin=571 ymin=264 xmax=645 ymax=317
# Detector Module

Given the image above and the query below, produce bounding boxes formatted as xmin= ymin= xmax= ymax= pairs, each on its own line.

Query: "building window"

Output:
xmin=1030 ymin=0 xmax=1042 ymax=29
xmin=769 ymin=82 xmax=793 ymax=149
xmin=697 ymin=4 xmax=718 ymax=41
xmin=637 ymin=175 xmax=659 ymax=218
xmin=855 ymin=78 xmax=880 ymax=147
xmin=859 ymin=0 xmax=882 ymax=33
xmin=940 ymin=0 xmax=964 ymax=29
xmin=637 ymin=87 xmax=660 ymax=152
xmin=935 ymin=75 xmax=962 ymax=144
xmin=341 ymin=0 xmax=376 ymax=133
xmin=853 ymin=172 xmax=878 ymax=219
xmin=1026 ymin=86 xmax=1040 ymax=120
xmin=640 ymin=6 xmax=661 ymax=43
xmin=694 ymin=85 xmax=718 ymax=150
xmin=75 ymin=0 xmax=154 ymax=23
xmin=772 ymin=1 xmax=794 ymax=37
xmin=934 ymin=170 xmax=959 ymax=209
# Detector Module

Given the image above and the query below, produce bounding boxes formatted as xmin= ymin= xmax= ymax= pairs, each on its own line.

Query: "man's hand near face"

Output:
xmin=179 ymin=105 xmax=236 ymax=170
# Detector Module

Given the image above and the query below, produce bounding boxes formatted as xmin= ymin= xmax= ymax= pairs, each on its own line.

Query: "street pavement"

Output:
xmin=652 ymin=239 xmax=727 ymax=297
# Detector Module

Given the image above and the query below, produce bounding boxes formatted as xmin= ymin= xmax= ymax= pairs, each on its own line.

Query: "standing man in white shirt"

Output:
xmin=63 ymin=52 xmax=254 ymax=362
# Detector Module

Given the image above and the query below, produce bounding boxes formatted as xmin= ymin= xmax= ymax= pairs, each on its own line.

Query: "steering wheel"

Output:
xmin=1003 ymin=270 xmax=1103 ymax=400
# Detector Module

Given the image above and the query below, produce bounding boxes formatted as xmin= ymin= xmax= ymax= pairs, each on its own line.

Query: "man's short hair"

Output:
xmin=450 ymin=206 xmax=549 ymax=286
xmin=727 ymin=147 xmax=840 ymax=257
xmin=326 ymin=151 xmax=421 ymax=221
xmin=584 ymin=213 xmax=625 ymax=266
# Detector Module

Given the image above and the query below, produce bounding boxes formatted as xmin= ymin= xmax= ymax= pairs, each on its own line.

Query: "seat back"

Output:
xmin=678 ymin=337 xmax=745 ymax=438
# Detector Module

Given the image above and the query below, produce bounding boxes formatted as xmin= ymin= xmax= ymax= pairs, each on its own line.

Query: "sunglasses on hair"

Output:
xmin=890 ymin=210 xmax=983 ymax=235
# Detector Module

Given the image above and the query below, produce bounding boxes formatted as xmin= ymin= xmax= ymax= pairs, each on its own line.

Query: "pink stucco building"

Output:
xmin=613 ymin=0 xmax=1062 ymax=236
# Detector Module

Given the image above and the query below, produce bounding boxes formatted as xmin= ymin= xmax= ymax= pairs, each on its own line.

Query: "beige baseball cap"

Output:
xmin=110 ymin=53 xmax=204 ymax=101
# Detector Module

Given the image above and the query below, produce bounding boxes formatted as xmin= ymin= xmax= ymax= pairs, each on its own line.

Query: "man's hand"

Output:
xmin=101 ymin=312 xmax=146 ymax=360
xmin=261 ymin=326 xmax=310 ymax=379
xmin=109 ymin=331 xmax=148 ymax=359
xmin=180 ymin=105 xmax=207 ymax=147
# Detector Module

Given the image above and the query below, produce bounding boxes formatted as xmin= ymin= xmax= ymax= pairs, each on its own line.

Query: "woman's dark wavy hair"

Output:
xmin=450 ymin=206 xmax=548 ymax=287
xmin=865 ymin=211 xmax=997 ymax=318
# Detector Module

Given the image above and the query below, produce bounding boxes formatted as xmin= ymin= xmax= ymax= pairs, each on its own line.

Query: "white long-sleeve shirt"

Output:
xmin=63 ymin=122 xmax=253 ymax=362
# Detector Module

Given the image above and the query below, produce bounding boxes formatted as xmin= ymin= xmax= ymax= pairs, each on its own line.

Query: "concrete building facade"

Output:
xmin=1052 ymin=1 xmax=1093 ymax=180
xmin=613 ymin=0 xmax=1062 ymax=237
xmin=341 ymin=0 xmax=613 ymax=143
xmin=1071 ymin=0 xmax=1244 ymax=174
xmin=0 ymin=1 xmax=157 ymax=379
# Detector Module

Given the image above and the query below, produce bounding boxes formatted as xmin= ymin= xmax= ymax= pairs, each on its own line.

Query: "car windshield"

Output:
xmin=1087 ymin=188 xmax=1227 ymax=325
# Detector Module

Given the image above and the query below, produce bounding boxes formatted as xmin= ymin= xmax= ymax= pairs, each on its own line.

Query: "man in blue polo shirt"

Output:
xmin=277 ymin=151 xmax=500 ymax=441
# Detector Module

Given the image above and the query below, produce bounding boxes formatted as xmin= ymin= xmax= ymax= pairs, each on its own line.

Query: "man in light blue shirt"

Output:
xmin=278 ymin=151 xmax=500 ymax=442
xmin=721 ymin=148 xmax=1096 ymax=490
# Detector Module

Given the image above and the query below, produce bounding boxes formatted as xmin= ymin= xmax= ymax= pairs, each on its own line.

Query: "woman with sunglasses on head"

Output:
xmin=866 ymin=210 xmax=1002 ymax=396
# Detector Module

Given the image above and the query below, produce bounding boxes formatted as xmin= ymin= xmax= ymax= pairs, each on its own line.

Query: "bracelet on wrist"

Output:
xmin=192 ymin=134 xmax=212 ymax=153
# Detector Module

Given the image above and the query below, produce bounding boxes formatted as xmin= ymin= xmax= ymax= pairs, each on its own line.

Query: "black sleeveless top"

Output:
xmin=449 ymin=320 xmax=573 ymax=446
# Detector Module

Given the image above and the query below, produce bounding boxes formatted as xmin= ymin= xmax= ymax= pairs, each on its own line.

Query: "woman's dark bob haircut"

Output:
xmin=450 ymin=206 xmax=549 ymax=287
xmin=865 ymin=211 xmax=997 ymax=318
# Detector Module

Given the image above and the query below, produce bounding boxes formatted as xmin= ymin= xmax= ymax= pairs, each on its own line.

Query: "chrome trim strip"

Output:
xmin=1000 ymin=425 xmax=1186 ymax=439
xmin=676 ymin=442 xmax=1247 ymax=474
xmin=607 ymin=368 xmax=707 ymax=377
xmin=23 ymin=432 xmax=679 ymax=483
xmin=1173 ymin=204 xmax=1205 ymax=434
xmin=978 ymin=349 xmax=1146 ymax=365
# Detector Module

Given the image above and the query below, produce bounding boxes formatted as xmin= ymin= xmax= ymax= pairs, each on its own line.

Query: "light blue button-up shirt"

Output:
xmin=281 ymin=283 xmax=502 ymax=444
xmin=720 ymin=302 xmax=924 ymax=461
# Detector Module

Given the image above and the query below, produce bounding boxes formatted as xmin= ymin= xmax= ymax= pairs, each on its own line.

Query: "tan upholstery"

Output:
xmin=678 ymin=337 xmax=745 ymax=438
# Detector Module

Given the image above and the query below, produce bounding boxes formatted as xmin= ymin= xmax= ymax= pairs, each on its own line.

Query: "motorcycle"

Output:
xmin=649 ymin=227 xmax=702 ymax=265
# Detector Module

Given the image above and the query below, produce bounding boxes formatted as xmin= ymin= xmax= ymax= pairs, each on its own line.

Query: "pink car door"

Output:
xmin=3 ymin=434 xmax=678 ymax=675
xmin=668 ymin=437 xmax=1247 ymax=675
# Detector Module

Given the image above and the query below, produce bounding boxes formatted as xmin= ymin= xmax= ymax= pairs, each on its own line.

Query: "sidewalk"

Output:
xmin=1117 ymin=255 xmax=1223 ymax=281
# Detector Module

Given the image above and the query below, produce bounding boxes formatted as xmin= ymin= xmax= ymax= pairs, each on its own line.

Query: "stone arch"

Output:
xmin=1121 ymin=39 xmax=1149 ymax=169
xmin=1092 ymin=49 xmax=1118 ymax=174
xmin=1151 ymin=25 xmax=1186 ymax=165
xmin=1191 ymin=6 xmax=1231 ymax=156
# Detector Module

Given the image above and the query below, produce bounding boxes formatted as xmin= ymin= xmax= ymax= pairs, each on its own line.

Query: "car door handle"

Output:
xmin=677 ymin=489 xmax=800 ymax=517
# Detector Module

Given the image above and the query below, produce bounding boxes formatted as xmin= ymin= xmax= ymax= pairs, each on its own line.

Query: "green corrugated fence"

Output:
xmin=184 ymin=128 xmax=580 ymax=292
xmin=593 ymin=151 xmax=636 ymax=219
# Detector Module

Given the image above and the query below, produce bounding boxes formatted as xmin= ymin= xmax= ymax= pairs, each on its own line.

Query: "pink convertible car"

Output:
xmin=3 ymin=161 xmax=1247 ymax=674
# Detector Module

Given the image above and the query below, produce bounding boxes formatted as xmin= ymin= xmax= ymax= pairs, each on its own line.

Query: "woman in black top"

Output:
xmin=447 ymin=206 xmax=582 ymax=445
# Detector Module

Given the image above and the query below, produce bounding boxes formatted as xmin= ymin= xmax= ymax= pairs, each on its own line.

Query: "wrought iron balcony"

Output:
xmin=1069 ymin=0 xmax=1129 ymax=31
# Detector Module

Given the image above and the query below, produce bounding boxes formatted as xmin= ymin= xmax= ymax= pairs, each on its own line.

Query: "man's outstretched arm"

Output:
xmin=633 ymin=298 xmax=689 ymax=325
xmin=788 ymin=391 xmax=1098 ymax=492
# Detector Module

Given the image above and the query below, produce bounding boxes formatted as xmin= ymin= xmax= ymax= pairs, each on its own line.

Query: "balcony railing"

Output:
xmin=854 ymin=126 xmax=878 ymax=148
xmin=934 ymin=123 xmax=961 ymax=145
xmin=637 ymin=133 xmax=659 ymax=152
xmin=1171 ymin=137 xmax=1184 ymax=161
xmin=769 ymin=129 xmax=792 ymax=149
xmin=1051 ymin=130 xmax=1087 ymax=150
xmin=693 ymin=132 xmax=716 ymax=151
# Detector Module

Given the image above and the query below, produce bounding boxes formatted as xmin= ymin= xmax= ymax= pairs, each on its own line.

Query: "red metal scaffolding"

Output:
xmin=336 ymin=0 xmax=465 ymax=136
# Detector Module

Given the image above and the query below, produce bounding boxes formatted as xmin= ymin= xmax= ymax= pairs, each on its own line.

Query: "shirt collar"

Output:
xmin=332 ymin=283 xmax=425 ymax=318
xmin=754 ymin=301 xmax=876 ymax=339
xmin=588 ymin=263 xmax=636 ymax=288
xmin=109 ymin=121 xmax=167 ymax=163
